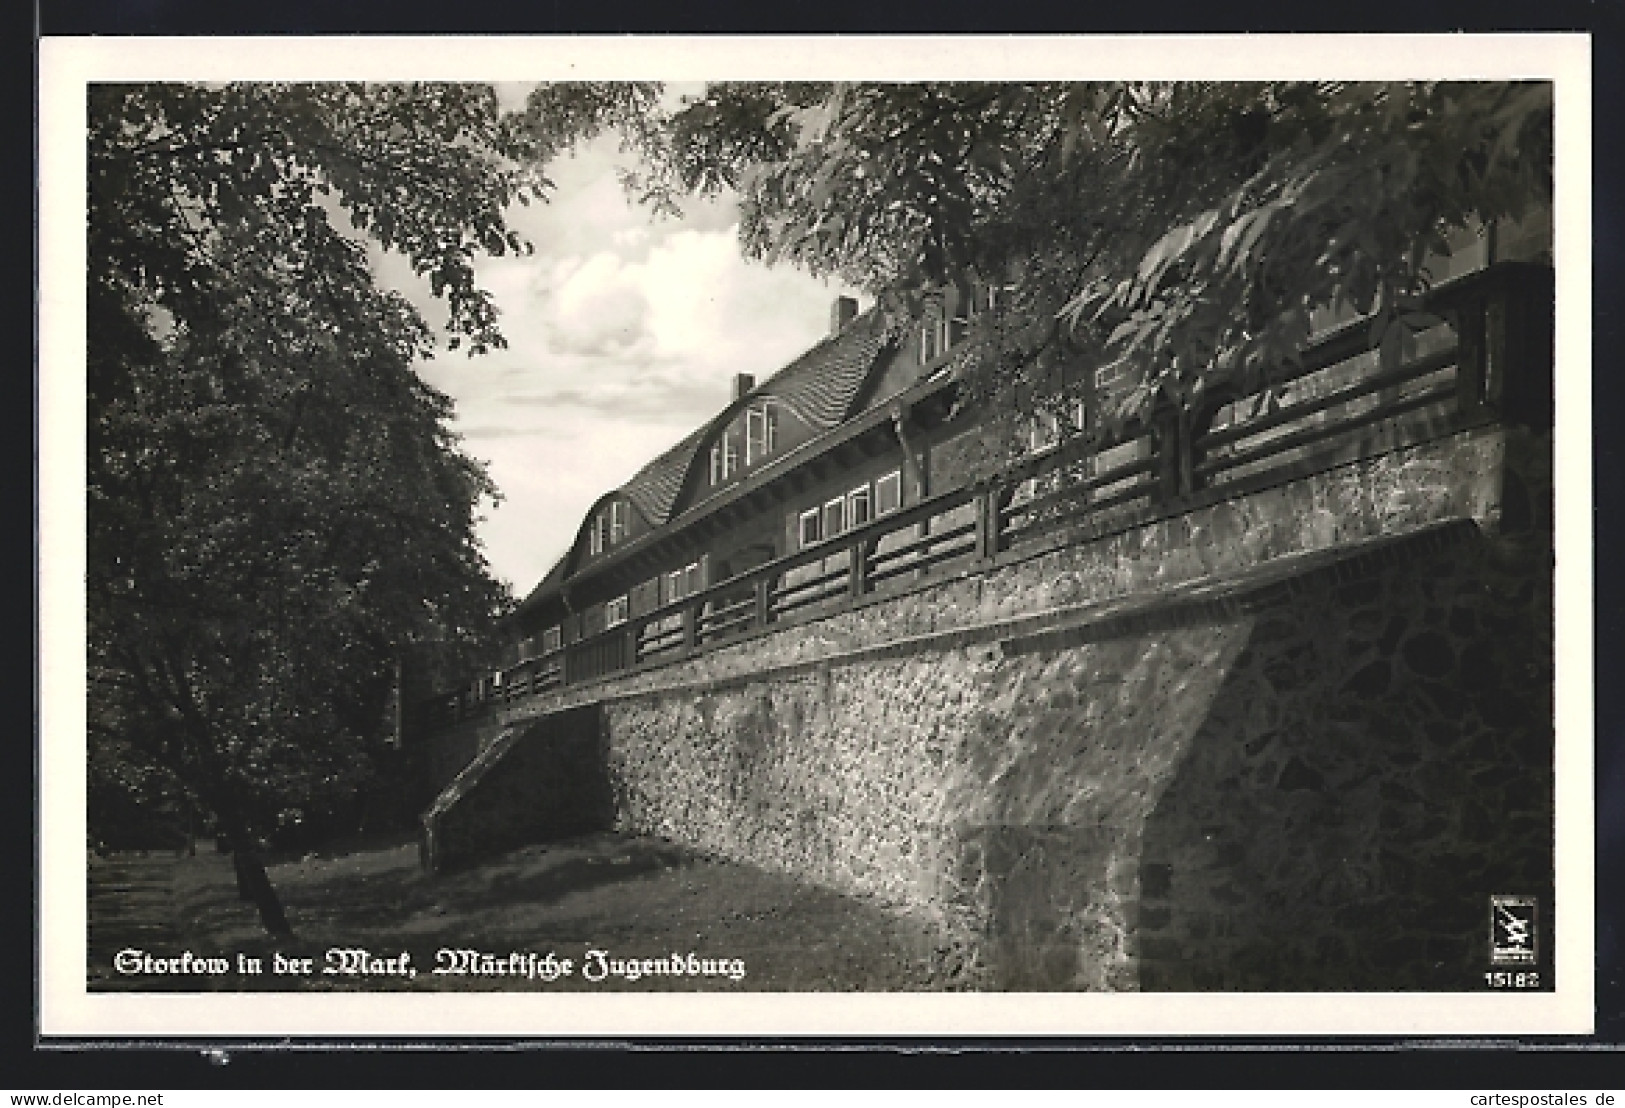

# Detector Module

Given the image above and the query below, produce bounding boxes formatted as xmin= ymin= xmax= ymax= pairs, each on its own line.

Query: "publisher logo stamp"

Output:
xmin=1490 ymin=895 xmax=1537 ymax=965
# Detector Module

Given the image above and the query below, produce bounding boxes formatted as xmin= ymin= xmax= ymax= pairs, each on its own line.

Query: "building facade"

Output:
xmin=421 ymin=208 xmax=1551 ymax=725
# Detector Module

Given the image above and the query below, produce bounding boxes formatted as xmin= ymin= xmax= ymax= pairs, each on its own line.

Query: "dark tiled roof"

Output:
xmin=515 ymin=550 xmax=571 ymax=617
xmin=619 ymin=424 xmax=711 ymax=528
xmin=517 ymin=309 xmax=891 ymax=617
xmin=611 ymin=309 xmax=888 ymax=528
xmin=756 ymin=310 xmax=887 ymax=430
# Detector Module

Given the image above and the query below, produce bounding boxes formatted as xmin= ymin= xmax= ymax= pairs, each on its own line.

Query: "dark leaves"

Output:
xmin=587 ymin=80 xmax=1552 ymax=443
xmin=88 ymin=81 xmax=526 ymax=840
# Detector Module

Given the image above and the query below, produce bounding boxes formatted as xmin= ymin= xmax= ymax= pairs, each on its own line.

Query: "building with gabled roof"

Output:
xmin=504 ymin=288 xmax=989 ymax=683
xmin=441 ymin=206 xmax=1552 ymax=714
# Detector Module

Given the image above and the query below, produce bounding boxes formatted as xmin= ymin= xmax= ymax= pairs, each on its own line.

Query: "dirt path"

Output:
xmin=89 ymin=832 xmax=975 ymax=992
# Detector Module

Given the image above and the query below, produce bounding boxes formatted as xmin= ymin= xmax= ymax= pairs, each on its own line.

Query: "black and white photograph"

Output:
xmin=37 ymin=35 xmax=1594 ymax=1037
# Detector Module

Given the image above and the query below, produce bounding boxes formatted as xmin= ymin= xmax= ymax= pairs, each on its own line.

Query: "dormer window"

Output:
xmin=609 ymin=500 xmax=629 ymax=544
xmin=710 ymin=431 xmax=741 ymax=485
xmin=920 ymin=280 xmax=1004 ymax=365
xmin=724 ymin=433 xmax=739 ymax=478
xmin=745 ymin=404 xmax=779 ymax=465
xmin=588 ymin=512 xmax=607 ymax=556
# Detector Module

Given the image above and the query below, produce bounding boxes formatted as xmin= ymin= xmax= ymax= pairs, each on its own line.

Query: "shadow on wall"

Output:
xmin=427 ymin=704 xmax=615 ymax=874
xmin=969 ymin=526 xmax=1553 ymax=991
xmin=1134 ymin=528 xmax=1553 ymax=991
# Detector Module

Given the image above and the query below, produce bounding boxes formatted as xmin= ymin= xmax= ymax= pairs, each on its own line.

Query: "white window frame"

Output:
xmin=847 ymin=484 xmax=872 ymax=529
xmin=1030 ymin=409 xmax=1060 ymax=454
xmin=823 ymin=496 xmax=846 ymax=540
xmin=875 ymin=469 xmax=902 ymax=515
xmin=721 ymin=431 xmax=739 ymax=480
xmin=946 ymin=283 xmax=971 ymax=348
xmin=605 ymin=594 xmax=629 ymax=629
xmin=746 ymin=404 xmax=778 ymax=465
xmin=798 ymin=507 xmax=822 ymax=549
xmin=588 ymin=512 xmax=606 ymax=555
xmin=667 ymin=568 xmax=685 ymax=603
xmin=609 ymin=500 xmax=628 ymax=544
xmin=683 ymin=560 xmax=702 ymax=598
xmin=709 ymin=444 xmax=723 ymax=486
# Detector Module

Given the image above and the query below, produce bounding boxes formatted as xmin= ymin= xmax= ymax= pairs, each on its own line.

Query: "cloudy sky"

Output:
xmin=374 ymin=96 xmax=866 ymax=596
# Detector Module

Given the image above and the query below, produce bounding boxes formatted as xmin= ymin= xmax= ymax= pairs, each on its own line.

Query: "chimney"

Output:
xmin=830 ymin=295 xmax=859 ymax=335
xmin=732 ymin=373 xmax=755 ymax=402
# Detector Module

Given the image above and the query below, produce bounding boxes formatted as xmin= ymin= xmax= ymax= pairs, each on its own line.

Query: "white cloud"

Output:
xmin=372 ymin=131 xmax=868 ymax=592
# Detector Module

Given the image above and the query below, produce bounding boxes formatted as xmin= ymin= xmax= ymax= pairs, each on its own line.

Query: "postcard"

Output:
xmin=38 ymin=33 xmax=1594 ymax=1039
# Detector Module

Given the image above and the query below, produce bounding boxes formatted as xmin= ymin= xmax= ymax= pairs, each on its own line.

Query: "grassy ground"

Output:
xmin=91 ymin=832 xmax=975 ymax=992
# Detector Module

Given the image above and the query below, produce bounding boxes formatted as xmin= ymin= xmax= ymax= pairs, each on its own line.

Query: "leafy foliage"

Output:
xmin=87 ymin=83 xmax=534 ymax=874
xmin=593 ymin=80 xmax=1552 ymax=435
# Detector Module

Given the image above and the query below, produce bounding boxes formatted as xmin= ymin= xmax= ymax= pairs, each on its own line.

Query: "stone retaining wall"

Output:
xmin=597 ymin=523 xmax=1550 ymax=989
xmin=419 ymin=425 xmax=1553 ymax=989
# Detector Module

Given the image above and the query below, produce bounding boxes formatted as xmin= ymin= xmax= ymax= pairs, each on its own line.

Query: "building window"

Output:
xmin=710 ymin=432 xmax=741 ymax=485
xmin=848 ymin=484 xmax=872 ymax=529
xmin=1029 ymin=400 xmax=1091 ymax=454
xmin=946 ymin=282 xmax=972 ymax=348
xmin=823 ymin=496 xmax=845 ymax=539
xmin=875 ymin=469 xmax=902 ymax=515
xmin=588 ymin=512 xmax=607 ymax=556
xmin=746 ymin=404 xmax=779 ymax=465
xmin=721 ymin=432 xmax=739 ymax=480
xmin=541 ymin=626 xmax=562 ymax=654
xmin=920 ymin=320 xmax=941 ymax=365
xmin=798 ymin=507 xmax=822 ymax=549
xmin=665 ymin=560 xmax=702 ymax=603
xmin=605 ymin=594 xmax=629 ymax=628
xmin=1030 ymin=409 xmax=1061 ymax=454
xmin=609 ymin=500 xmax=628 ymax=544
xmin=630 ymin=576 xmax=661 ymax=616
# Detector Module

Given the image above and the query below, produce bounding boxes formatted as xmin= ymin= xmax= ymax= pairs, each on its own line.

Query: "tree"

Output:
xmin=87 ymin=83 xmax=545 ymax=934
xmin=585 ymin=81 xmax=1552 ymax=445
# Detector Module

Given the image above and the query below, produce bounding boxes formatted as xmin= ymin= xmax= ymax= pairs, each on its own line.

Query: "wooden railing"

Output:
xmin=420 ymin=261 xmax=1550 ymax=728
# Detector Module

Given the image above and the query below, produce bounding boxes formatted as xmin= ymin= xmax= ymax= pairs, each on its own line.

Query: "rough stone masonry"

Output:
xmin=424 ymin=423 xmax=1553 ymax=990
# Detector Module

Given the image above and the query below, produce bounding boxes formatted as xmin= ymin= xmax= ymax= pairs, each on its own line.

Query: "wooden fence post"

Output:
xmin=1150 ymin=401 xmax=1186 ymax=503
xmin=755 ymin=575 xmax=773 ymax=629
xmin=1451 ymin=290 xmax=1491 ymax=418
xmin=974 ymin=483 xmax=1000 ymax=562
xmin=848 ymin=536 xmax=872 ymax=599
xmin=1496 ymin=263 xmax=1554 ymax=429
